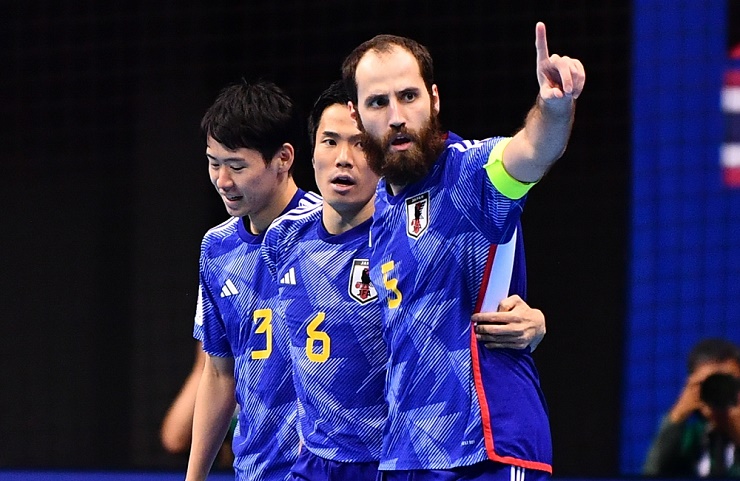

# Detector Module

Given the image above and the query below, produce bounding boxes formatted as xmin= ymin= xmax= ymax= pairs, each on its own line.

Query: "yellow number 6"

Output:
xmin=306 ymin=312 xmax=330 ymax=362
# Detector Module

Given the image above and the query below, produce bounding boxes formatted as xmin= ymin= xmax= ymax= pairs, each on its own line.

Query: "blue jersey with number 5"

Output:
xmin=369 ymin=133 xmax=551 ymax=473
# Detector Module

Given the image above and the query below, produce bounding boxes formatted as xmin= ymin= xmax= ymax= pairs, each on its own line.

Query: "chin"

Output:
xmin=225 ymin=205 xmax=247 ymax=218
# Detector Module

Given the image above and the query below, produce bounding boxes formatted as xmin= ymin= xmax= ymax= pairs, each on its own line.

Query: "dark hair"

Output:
xmin=200 ymin=80 xmax=302 ymax=173
xmin=307 ymin=80 xmax=351 ymax=151
xmin=341 ymin=34 xmax=435 ymax=105
xmin=688 ymin=338 xmax=740 ymax=373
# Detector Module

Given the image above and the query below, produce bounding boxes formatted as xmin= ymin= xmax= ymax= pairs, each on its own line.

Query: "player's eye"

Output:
xmin=367 ymin=96 xmax=388 ymax=109
xmin=401 ymin=91 xmax=417 ymax=102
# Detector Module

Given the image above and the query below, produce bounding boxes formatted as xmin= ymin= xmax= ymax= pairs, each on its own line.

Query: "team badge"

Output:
xmin=406 ymin=192 xmax=429 ymax=238
xmin=348 ymin=259 xmax=377 ymax=304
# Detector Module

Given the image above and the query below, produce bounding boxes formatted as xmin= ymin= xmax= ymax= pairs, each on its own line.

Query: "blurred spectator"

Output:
xmin=643 ymin=338 xmax=740 ymax=477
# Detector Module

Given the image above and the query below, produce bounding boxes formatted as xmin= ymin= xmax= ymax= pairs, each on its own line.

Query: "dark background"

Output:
xmin=0 ymin=1 xmax=629 ymax=476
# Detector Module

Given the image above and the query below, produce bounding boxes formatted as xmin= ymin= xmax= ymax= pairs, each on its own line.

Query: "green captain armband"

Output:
xmin=483 ymin=137 xmax=536 ymax=200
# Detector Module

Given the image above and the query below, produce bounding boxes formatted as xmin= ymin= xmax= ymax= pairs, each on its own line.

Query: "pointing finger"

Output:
xmin=535 ymin=22 xmax=549 ymax=63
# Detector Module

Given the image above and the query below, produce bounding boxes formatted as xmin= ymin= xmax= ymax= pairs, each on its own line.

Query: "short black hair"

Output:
xmin=688 ymin=338 xmax=740 ymax=373
xmin=201 ymin=79 xmax=302 ymax=172
xmin=307 ymin=80 xmax=351 ymax=151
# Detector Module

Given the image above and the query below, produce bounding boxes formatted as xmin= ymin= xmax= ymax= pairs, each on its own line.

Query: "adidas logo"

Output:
xmin=280 ymin=267 xmax=297 ymax=285
xmin=220 ymin=279 xmax=239 ymax=298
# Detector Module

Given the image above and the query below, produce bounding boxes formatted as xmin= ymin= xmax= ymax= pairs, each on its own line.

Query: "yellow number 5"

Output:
xmin=382 ymin=260 xmax=402 ymax=309
xmin=306 ymin=312 xmax=330 ymax=362
xmin=251 ymin=309 xmax=272 ymax=359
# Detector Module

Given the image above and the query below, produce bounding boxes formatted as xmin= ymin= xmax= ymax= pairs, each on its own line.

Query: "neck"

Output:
xmin=322 ymin=197 xmax=374 ymax=235
xmin=248 ymin=177 xmax=298 ymax=234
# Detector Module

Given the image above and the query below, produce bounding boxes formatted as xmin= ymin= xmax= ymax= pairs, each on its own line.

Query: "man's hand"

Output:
xmin=535 ymin=22 xmax=585 ymax=110
xmin=669 ymin=363 xmax=720 ymax=424
xmin=472 ymin=295 xmax=545 ymax=351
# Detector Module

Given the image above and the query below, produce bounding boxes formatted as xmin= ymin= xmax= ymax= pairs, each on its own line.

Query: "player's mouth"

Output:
xmin=330 ymin=174 xmax=356 ymax=192
xmin=388 ymin=133 xmax=413 ymax=152
xmin=223 ymin=194 xmax=243 ymax=203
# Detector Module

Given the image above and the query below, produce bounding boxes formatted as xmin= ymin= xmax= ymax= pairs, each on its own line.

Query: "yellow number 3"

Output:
xmin=251 ymin=309 xmax=272 ymax=359
xmin=382 ymin=260 xmax=402 ymax=309
xmin=306 ymin=312 xmax=330 ymax=362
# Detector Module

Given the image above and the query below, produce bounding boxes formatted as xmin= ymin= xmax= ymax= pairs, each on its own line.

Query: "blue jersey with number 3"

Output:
xmin=194 ymin=189 xmax=321 ymax=481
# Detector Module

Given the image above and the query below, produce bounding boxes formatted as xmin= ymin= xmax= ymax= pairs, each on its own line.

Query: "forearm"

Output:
xmin=161 ymin=371 xmax=200 ymax=453
xmin=503 ymin=95 xmax=575 ymax=183
xmin=185 ymin=358 xmax=236 ymax=481
xmin=162 ymin=346 xmax=207 ymax=453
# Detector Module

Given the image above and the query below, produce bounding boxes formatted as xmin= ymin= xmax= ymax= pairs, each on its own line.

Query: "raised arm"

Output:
xmin=503 ymin=22 xmax=586 ymax=183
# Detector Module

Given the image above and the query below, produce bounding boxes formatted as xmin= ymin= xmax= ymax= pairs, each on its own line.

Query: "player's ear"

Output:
xmin=431 ymin=84 xmax=440 ymax=115
xmin=348 ymin=102 xmax=365 ymax=130
xmin=276 ymin=143 xmax=294 ymax=174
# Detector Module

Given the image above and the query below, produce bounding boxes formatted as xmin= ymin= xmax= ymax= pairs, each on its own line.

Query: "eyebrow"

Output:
xmin=321 ymin=131 xmax=362 ymax=143
xmin=398 ymin=87 xmax=421 ymax=97
xmin=206 ymin=153 xmax=246 ymax=162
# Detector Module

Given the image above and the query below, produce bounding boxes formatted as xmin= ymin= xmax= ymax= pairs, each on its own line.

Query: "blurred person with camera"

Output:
xmin=643 ymin=338 xmax=740 ymax=477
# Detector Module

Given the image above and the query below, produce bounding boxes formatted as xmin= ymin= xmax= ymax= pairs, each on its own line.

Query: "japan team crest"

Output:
xmin=405 ymin=192 xmax=429 ymax=238
xmin=348 ymin=259 xmax=377 ymax=304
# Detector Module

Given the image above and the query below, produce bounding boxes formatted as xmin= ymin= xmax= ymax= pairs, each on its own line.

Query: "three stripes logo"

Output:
xmin=509 ymin=466 xmax=526 ymax=481
xmin=220 ymin=279 xmax=239 ymax=298
xmin=280 ymin=267 xmax=297 ymax=285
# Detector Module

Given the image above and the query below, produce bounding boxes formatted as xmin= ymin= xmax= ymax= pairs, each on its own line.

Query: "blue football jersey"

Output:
xmin=194 ymin=189 xmax=321 ymax=481
xmin=263 ymin=207 xmax=387 ymax=463
xmin=369 ymin=133 xmax=552 ymax=472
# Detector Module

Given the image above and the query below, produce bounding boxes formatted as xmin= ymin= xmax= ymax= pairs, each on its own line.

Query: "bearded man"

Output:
xmin=341 ymin=22 xmax=585 ymax=481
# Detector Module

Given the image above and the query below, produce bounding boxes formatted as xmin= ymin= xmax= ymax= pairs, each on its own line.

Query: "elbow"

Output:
xmin=160 ymin=425 xmax=191 ymax=454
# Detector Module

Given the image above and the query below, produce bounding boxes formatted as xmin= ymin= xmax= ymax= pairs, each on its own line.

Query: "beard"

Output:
xmin=359 ymin=112 xmax=445 ymax=187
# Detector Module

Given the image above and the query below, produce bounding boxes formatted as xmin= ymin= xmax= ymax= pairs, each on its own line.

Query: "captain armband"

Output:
xmin=483 ymin=137 xmax=537 ymax=200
